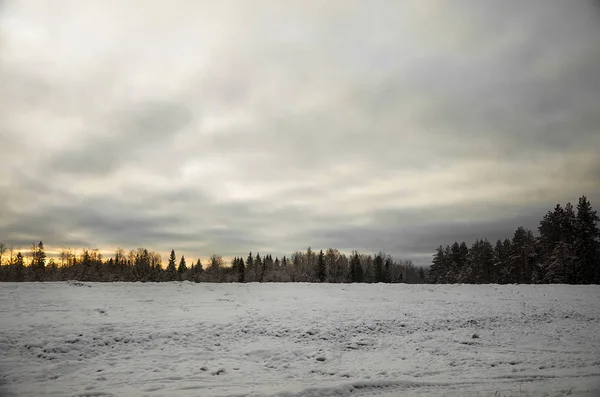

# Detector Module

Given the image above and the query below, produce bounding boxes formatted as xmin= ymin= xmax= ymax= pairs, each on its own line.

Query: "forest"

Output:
xmin=0 ymin=195 xmax=597 ymax=285
xmin=428 ymin=195 xmax=599 ymax=284
xmin=0 ymin=243 xmax=424 ymax=284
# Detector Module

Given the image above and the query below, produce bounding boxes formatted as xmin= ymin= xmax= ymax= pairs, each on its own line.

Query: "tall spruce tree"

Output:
xmin=237 ymin=256 xmax=245 ymax=283
xmin=563 ymin=203 xmax=577 ymax=283
xmin=510 ymin=227 xmax=535 ymax=284
xmin=349 ymin=251 xmax=360 ymax=283
xmin=178 ymin=255 xmax=188 ymax=279
xmin=574 ymin=196 xmax=600 ymax=284
xmin=246 ymin=252 xmax=254 ymax=282
xmin=316 ymin=250 xmax=326 ymax=282
xmin=14 ymin=252 xmax=25 ymax=282
xmin=255 ymin=253 xmax=263 ymax=282
xmin=356 ymin=254 xmax=365 ymax=283
xmin=538 ymin=203 xmax=577 ymax=283
xmin=262 ymin=254 xmax=271 ymax=281
xmin=384 ymin=257 xmax=392 ymax=283
xmin=191 ymin=258 xmax=203 ymax=282
xmin=166 ymin=249 xmax=177 ymax=281
xmin=546 ymin=240 xmax=573 ymax=283
xmin=31 ymin=241 xmax=46 ymax=281
xmin=429 ymin=246 xmax=446 ymax=283
xmin=373 ymin=254 xmax=384 ymax=283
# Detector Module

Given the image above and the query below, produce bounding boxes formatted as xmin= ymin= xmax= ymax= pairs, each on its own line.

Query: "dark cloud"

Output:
xmin=1 ymin=0 xmax=599 ymax=265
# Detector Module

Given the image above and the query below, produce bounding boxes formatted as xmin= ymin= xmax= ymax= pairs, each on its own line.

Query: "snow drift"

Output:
xmin=0 ymin=282 xmax=599 ymax=396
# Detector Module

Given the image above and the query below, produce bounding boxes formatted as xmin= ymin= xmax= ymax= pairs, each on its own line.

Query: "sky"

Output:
xmin=1 ymin=0 xmax=599 ymax=265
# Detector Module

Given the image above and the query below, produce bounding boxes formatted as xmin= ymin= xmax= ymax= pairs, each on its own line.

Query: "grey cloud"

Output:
xmin=1 ymin=184 xmax=261 ymax=255
xmin=305 ymin=213 xmax=544 ymax=264
xmin=49 ymin=100 xmax=194 ymax=175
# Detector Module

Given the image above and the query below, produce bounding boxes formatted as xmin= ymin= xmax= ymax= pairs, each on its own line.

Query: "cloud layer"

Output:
xmin=2 ymin=0 xmax=599 ymax=264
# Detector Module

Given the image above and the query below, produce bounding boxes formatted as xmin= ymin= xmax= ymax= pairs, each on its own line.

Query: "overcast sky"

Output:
xmin=1 ymin=0 xmax=599 ymax=265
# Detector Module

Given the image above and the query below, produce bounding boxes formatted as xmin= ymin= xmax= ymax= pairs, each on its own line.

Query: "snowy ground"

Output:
xmin=0 ymin=283 xmax=599 ymax=397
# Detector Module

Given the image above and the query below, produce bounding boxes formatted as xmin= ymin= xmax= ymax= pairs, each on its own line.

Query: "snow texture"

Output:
xmin=0 ymin=282 xmax=599 ymax=396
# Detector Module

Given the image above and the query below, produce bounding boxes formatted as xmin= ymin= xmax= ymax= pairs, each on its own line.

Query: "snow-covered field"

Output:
xmin=1 ymin=283 xmax=599 ymax=397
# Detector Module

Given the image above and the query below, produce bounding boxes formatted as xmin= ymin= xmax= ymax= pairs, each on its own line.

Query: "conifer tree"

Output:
xmin=15 ymin=252 xmax=25 ymax=282
xmin=563 ymin=203 xmax=577 ymax=283
xmin=255 ymin=253 xmax=263 ymax=282
xmin=384 ymin=257 xmax=392 ymax=283
xmin=246 ymin=252 xmax=254 ymax=282
xmin=237 ymin=256 xmax=245 ymax=283
xmin=510 ymin=227 xmax=535 ymax=284
xmin=349 ymin=251 xmax=358 ymax=282
xmin=166 ymin=249 xmax=177 ymax=281
xmin=190 ymin=259 xmax=203 ymax=282
xmin=178 ymin=255 xmax=187 ymax=279
xmin=261 ymin=254 xmax=271 ymax=281
xmin=316 ymin=249 xmax=326 ymax=282
xmin=429 ymin=246 xmax=446 ymax=283
xmin=546 ymin=240 xmax=573 ymax=283
xmin=356 ymin=259 xmax=364 ymax=283
xmin=373 ymin=254 xmax=384 ymax=283
xmin=31 ymin=241 xmax=46 ymax=281
xmin=574 ymin=196 xmax=600 ymax=284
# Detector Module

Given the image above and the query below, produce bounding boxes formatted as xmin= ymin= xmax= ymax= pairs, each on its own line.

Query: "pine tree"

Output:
xmin=81 ymin=250 xmax=92 ymax=281
xmin=574 ymin=196 xmax=600 ymax=284
xmin=134 ymin=248 xmax=151 ymax=282
xmin=178 ymin=255 xmax=187 ymax=280
xmin=237 ymin=256 xmax=245 ymax=283
xmin=246 ymin=252 xmax=254 ymax=282
xmin=31 ymin=241 xmax=46 ymax=281
xmin=316 ymin=250 xmax=326 ymax=282
xmin=166 ymin=249 xmax=177 ymax=281
xmin=510 ymin=227 xmax=535 ymax=284
xmin=539 ymin=204 xmax=565 ymax=261
xmin=373 ymin=254 xmax=384 ymax=283
xmin=349 ymin=251 xmax=359 ymax=283
xmin=355 ymin=255 xmax=365 ymax=283
xmin=280 ymin=256 xmax=289 ymax=281
xmin=429 ymin=246 xmax=446 ymax=283
xmin=538 ymin=203 xmax=577 ymax=283
xmin=460 ymin=240 xmax=478 ymax=283
xmin=384 ymin=257 xmax=392 ymax=283
xmin=261 ymin=254 xmax=271 ymax=281
xmin=546 ymin=240 xmax=573 ymax=283
xmin=14 ymin=252 xmax=25 ymax=282
xmin=191 ymin=259 xmax=203 ymax=282
xmin=495 ymin=238 xmax=512 ymax=283
xmin=464 ymin=239 xmax=494 ymax=284
xmin=563 ymin=203 xmax=577 ymax=283
xmin=449 ymin=242 xmax=467 ymax=283
xmin=479 ymin=239 xmax=495 ymax=284
xmin=291 ymin=253 xmax=301 ymax=282
xmin=255 ymin=253 xmax=263 ymax=282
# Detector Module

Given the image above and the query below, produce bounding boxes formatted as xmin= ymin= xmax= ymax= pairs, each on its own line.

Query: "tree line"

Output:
xmin=1 ymin=195 xmax=597 ymax=285
xmin=428 ymin=195 xmax=600 ymax=284
xmin=0 ymin=243 xmax=425 ymax=284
